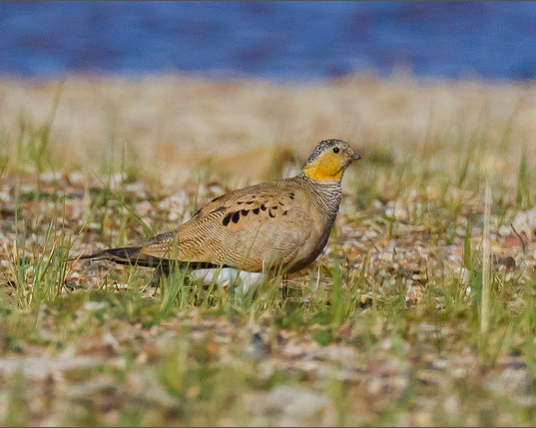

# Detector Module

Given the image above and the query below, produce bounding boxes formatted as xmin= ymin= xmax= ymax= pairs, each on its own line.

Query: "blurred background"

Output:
xmin=2 ymin=1 xmax=536 ymax=185
xmin=4 ymin=4 xmax=536 ymax=427
xmin=1 ymin=1 xmax=536 ymax=81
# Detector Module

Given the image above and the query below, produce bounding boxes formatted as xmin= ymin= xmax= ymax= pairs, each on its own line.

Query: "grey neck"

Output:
xmin=299 ymin=174 xmax=343 ymax=217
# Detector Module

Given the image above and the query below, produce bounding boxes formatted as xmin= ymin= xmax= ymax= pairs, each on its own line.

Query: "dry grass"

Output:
xmin=2 ymin=75 xmax=535 ymax=181
xmin=1 ymin=74 xmax=536 ymax=426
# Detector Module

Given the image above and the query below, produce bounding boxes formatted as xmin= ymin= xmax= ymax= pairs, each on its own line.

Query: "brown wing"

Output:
xmin=140 ymin=180 xmax=315 ymax=271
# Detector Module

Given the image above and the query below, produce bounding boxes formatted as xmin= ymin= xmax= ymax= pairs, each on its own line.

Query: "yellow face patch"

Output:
xmin=303 ymin=150 xmax=346 ymax=181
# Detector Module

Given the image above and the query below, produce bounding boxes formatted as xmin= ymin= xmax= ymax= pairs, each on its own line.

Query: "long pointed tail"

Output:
xmin=70 ymin=247 xmax=226 ymax=270
xmin=70 ymin=246 xmax=164 ymax=268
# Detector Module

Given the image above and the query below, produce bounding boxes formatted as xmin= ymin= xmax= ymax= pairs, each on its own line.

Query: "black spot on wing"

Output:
xmin=222 ymin=213 xmax=232 ymax=226
xmin=232 ymin=211 xmax=240 ymax=223
xmin=253 ymin=208 xmax=260 ymax=215
xmin=211 ymin=194 xmax=225 ymax=203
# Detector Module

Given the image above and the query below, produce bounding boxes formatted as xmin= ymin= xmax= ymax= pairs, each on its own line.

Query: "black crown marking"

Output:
xmin=306 ymin=139 xmax=349 ymax=165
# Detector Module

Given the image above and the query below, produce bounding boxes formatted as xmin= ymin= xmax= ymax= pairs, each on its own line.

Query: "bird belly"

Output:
xmin=219 ymin=218 xmax=329 ymax=273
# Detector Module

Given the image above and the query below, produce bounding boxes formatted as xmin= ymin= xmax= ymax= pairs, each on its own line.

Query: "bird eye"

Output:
xmin=332 ymin=147 xmax=340 ymax=154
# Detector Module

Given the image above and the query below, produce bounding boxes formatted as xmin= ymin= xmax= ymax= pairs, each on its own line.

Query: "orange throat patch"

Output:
xmin=303 ymin=151 xmax=345 ymax=181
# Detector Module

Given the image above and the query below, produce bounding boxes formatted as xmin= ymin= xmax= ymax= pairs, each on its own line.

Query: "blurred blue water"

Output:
xmin=1 ymin=1 xmax=535 ymax=81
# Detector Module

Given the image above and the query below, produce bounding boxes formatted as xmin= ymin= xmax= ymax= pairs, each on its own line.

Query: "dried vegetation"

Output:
xmin=1 ymin=75 xmax=536 ymax=426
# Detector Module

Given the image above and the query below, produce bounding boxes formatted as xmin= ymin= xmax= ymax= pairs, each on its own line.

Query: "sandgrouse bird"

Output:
xmin=77 ymin=139 xmax=360 ymax=274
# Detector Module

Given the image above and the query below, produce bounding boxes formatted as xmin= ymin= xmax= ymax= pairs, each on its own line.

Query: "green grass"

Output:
xmin=0 ymin=93 xmax=535 ymax=426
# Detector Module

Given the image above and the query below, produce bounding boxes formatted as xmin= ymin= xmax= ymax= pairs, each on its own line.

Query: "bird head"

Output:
xmin=303 ymin=139 xmax=360 ymax=181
